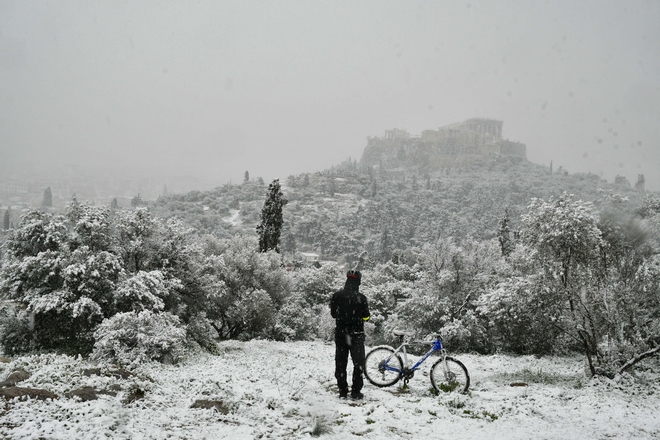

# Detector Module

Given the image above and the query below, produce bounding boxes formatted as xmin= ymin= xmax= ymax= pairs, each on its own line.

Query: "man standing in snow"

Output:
xmin=330 ymin=270 xmax=370 ymax=400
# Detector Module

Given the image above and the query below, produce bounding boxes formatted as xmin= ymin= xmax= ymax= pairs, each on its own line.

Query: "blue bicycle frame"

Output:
xmin=383 ymin=338 xmax=444 ymax=376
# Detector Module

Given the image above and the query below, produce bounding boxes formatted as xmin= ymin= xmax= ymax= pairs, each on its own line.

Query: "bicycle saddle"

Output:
xmin=392 ymin=329 xmax=414 ymax=337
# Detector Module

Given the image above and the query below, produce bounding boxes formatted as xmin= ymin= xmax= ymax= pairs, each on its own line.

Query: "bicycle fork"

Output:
xmin=440 ymin=355 xmax=456 ymax=383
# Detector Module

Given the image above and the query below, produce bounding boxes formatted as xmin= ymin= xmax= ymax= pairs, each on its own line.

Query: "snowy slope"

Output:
xmin=1 ymin=340 xmax=659 ymax=439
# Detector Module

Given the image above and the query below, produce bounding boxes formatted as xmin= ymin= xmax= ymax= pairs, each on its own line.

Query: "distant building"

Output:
xmin=361 ymin=118 xmax=526 ymax=171
xmin=635 ymin=174 xmax=645 ymax=191
xmin=297 ymin=252 xmax=320 ymax=263
xmin=0 ymin=181 xmax=29 ymax=194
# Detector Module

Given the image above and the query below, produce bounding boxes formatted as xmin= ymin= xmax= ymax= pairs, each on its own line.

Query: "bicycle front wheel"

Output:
xmin=364 ymin=347 xmax=403 ymax=387
xmin=430 ymin=356 xmax=470 ymax=394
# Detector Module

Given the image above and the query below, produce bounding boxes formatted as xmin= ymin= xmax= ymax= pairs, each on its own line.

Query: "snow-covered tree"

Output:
xmin=0 ymin=210 xmax=122 ymax=353
xmin=397 ymin=237 xmax=503 ymax=353
xmin=256 ymin=179 xmax=287 ymax=253
xmin=481 ymin=193 xmax=660 ymax=375
xmin=477 ymin=246 xmax=564 ymax=355
xmin=113 ymin=270 xmax=180 ymax=313
xmin=69 ymin=204 xmax=112 ymax=252
xmin=114 ymin=208 xmax=161 ymax=273
xmin=0 ymin=207 xmax=195 ymax=356
xmin=195 ymin=234 xmax=289 ymax=340
xmin=519 ymin=194 xmax=605 ymax=373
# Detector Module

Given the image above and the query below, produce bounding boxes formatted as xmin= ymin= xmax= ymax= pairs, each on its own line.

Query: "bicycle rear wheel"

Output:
xmin=430 ymin=356 xmax=470 ymax=394
xmin=364 ymin=347 xmax=403 ymax=387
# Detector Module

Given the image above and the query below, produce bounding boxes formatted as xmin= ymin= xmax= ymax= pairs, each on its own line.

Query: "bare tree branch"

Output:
xmin=618 ymin=344 xmax=660 ymax=375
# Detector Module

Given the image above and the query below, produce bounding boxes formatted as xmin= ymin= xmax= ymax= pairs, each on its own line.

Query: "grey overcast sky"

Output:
xmin=1 ymin=0 xmax=659 ymax=189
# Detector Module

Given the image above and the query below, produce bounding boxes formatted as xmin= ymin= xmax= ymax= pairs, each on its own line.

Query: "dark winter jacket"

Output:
xmin=330 ymin=279 xmax=370 ymax=334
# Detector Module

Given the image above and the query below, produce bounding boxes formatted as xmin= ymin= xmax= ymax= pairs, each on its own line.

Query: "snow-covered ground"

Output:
xmin=1 ymin=340 xmax=659 ymax=439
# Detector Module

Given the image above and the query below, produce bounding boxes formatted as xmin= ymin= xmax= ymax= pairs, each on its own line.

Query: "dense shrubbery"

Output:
xmin=1 ymin=190 xmax=660 ymax=378
xmin=0 ymin=205 xmax=290 ymax=361
xmin=360 ymin=192 xmax=660 ymax=376
xmin=270 ymin=264 xmax=343 ymax=341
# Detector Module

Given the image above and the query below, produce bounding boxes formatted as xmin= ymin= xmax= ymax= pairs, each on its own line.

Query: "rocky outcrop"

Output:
xmin=123 ymin=388 xmax=145 ymax=404
xmin=191 ymin=399 xmax=231 ymax=414
xmin=83 ymin=367 xmax=137 ymax=380
xmin=0 ymin=368 xmax=31 ymax=388
xmin=0 ymin=387 xmax=58 ymax=400
xmin=65 ymin=386 xmax=119 ymax=401
xmin=0 ymin=365 xmax=145 ymax=403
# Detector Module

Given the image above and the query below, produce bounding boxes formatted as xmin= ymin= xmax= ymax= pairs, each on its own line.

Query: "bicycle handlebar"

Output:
xmin=392 ymin=330 xmax=443 ymax=343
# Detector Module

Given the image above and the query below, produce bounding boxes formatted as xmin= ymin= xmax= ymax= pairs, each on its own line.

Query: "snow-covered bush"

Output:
xmin=393 ymin=238 xmax=502 ymax=353
xmin=477 ymin=270 xmax=564 ymax=355
xmin=360 ymin=262 xmax=418 ymax=345
xmin=92 ymin=310 xmax=187 ymax=367
xmin=195 ymin=235 xmax=289 ymax=340
xmin=0 ymin=307 xmax=34 ymax=355
xmin=267 ymin=263 xmax=342 ymax=341
xmin=270 ymin=294 xmax=318 ymax=341
xmin=288 ymin=264 xmax=343 ymax=307
xmin=0 ymin=207 xmax=194 ymax=356
xmin=184 ymin=312 xmax=218 ymax=349
xmin=113 ymin=270 xmax=182 ymax=313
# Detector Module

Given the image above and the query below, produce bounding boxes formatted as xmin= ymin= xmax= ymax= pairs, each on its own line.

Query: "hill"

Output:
xmin=152 ymin=153 xmax=651 ymax=266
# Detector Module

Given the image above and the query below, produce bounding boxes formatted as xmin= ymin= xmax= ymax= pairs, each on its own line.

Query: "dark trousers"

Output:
xmin=334 ymin=331 xmax=365 ymax=393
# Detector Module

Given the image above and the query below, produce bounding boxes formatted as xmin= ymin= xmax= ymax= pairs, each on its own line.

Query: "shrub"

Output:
xmin=0 ymin=308 xmax=34 ymax=355
xmin=92 ymin=310 xmax=187 ymax=367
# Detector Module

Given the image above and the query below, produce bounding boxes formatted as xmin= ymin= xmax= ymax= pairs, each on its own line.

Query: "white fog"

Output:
xmin=1 ymin=0 xmax=658 ymax=192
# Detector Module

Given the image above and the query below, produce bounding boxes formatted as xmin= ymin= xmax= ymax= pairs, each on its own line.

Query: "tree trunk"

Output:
xmin=578 ymin=329 xmax=597 ymax=377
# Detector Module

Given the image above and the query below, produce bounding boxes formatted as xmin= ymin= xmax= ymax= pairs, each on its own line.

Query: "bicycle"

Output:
xmin=364 ymin=330 xmax=470 ymax=394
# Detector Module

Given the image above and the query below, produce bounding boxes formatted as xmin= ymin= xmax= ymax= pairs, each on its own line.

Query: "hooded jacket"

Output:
xmin=330 ymin=278 xmax=370 ymax=334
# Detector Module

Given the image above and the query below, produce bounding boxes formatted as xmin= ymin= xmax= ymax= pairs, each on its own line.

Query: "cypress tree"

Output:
xmin=498 ymin=207 xmax=514 ymax=257
xmin=131 ymin=194 xmax=144 ymax=207
xmin=3 ymin=208 xmax=10 ymax=230
xmin=327 ymin=177 xmax=336 ymax=197
xmin=256 ymin=179 xmax=287 ymax=253
xmin=42 ymin=186 xmax=53 ymax=207
xmin=68 ymin=194 xmax=82 ymax=223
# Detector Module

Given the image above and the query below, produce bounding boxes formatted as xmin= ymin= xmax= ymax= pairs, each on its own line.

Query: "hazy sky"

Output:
xmin=1 ymin=0 xmax=659 ymax=189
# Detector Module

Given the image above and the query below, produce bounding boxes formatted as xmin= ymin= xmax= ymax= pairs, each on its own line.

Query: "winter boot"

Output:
xmin=349 ymin=391 xmax=364 ymax=400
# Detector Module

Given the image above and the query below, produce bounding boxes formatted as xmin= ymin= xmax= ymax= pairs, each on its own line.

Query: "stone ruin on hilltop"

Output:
xmin=360 ymin=118 xmax=526 ymax=171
